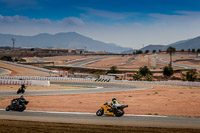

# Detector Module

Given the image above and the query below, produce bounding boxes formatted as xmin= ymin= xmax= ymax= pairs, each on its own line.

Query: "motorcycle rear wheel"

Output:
xmin=96 ymin=109 xmax=104 ymax=116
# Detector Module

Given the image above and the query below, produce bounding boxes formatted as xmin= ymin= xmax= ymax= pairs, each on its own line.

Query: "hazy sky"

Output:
xmin=1 ymin=0 xmax=200 ymax=49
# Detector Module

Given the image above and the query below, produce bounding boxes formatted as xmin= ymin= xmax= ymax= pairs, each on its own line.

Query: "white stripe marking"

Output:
xmin=0 ymin=108 xmax=167 ymax=117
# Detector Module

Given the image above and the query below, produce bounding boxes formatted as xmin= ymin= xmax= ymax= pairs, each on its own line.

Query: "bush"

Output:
xmin=0 ymin=56 xmax=12 ymax=61
xmin=186 ymin=69 xmax=197 ymax=81
xmin=107 ymin=66 xmax=119 ymax=74
xmin=133 ymin=71 xmax=143 ymax=81
xmin=145 ymin=73 xmax=153 ymax=81
xmin=139 ymin=66 xmax=152 ymax=76
xmin=163 ymin=65 xmax=174 ymax=77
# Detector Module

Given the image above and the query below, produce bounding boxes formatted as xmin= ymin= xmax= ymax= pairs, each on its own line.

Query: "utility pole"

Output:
xmin=11 ymin=38 xmax=15 ymax=61
xmin=11 ymin=38 xmax=15 ymax=51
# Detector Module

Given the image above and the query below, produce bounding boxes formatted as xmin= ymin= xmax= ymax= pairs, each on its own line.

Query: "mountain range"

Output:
xmin=123 ymin=36 xmax=200 ymax=54
xmin=0 ymin=32 xmax=132 ymax=53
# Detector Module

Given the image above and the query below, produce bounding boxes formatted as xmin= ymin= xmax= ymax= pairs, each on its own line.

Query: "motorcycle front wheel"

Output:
xmin=115 ymin=109 xmax=124 ymax=117
xmin=96 ymin=109 xmax=104 ymax=116
xmin=18 ymin=104 xmax=26 ymax=112
xmin=6 ymin=106 xmax=10 ymax=111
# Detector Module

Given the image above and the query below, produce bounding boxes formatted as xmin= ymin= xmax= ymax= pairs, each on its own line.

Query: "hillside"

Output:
xmin=139 ymin=36 xmax=200 ymax=52
xmin=0 ymin=32 xmax=132 ymax=53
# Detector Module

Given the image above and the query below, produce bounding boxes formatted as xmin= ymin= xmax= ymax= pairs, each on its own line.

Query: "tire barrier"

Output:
xmin=95 ymin=78 xmax=110 ymax=82
xmin=0 ymin=79 xmax=50 ymax=86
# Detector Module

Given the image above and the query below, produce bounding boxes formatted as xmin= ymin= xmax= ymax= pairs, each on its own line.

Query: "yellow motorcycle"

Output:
xmin=96 ymin=103 xmax=128 ymax=117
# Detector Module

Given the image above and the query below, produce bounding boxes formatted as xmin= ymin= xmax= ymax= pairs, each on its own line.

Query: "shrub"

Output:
xmin=145 ymin=73 xmax=153 ymax=81
xmin=186 ymin=69 xmax=197 ymax=81
xmin=0 ymin=56 xmax=13 ymax=61
xmin=133 ymin=71 xmax=143 ymax=81
xmin=107 ymin=66 xmax=119 ymax=74
xmin=139 ymin=66 xmax=152 ymax=76
xmin=163 ymin=65 xmax=174 ymax=77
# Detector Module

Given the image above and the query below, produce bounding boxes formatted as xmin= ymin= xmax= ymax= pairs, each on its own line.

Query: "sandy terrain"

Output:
xmin=84 ymin=54 xmax=183 ymax=70
xmin=0 ymin=62 xmax=50 ymax=76
xmin=84 ymin=55 xmax=152 ymax=70
xmin=0 ymin=84 xmax=85 ymax=90
xmin=0 ymin=83 xmax=200 ymax=117
xmin=0 ymin=56 xmax=200 ymax=117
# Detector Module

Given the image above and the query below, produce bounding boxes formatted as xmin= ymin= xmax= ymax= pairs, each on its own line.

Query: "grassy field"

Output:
xmin=0 ymin=120 xmax=200 ymax=133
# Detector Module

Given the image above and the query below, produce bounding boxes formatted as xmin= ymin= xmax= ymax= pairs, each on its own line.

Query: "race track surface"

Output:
xmin=0 ymin=81 xmax=148 ymax=97
xmin=1 ymin=81 xmax=200 ymax=129
xmin=0 ymin=109 xmax=200 ymax=129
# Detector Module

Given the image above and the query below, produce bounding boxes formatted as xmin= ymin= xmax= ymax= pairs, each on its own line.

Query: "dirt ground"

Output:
xmin=0 ymin=62 xmax=50 ymax=76
xmin=0 ymin=83 xmax=200 ymax=117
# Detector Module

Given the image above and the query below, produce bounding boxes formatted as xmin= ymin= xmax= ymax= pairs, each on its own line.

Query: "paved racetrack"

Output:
xmin=0 ymin=81 xmax=200 ymax=129
xmin=0 ymin=109 xmax=200 ymax=129
xmin=0 ymin=81 xmax=148 ymax=97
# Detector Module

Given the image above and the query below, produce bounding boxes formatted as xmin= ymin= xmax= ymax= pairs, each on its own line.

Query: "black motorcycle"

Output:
xmin=17 ymin=88 xmax=25 ymax=94
xmin=6 ymin=98 xmax=29 ymax=112
xmin=17 ymin=84 xmax=26 ymax=94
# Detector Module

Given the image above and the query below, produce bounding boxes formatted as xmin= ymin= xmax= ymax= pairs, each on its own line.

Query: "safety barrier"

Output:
xmin=0 ymin=76 xmax=95 ymax=82
xmin=111 ymin=80 xmax=200 ymax=87
xmin=0 ymin=79 xmax=50 ymax=86
xmin=0 ymin=75 xmax=200 ymax=86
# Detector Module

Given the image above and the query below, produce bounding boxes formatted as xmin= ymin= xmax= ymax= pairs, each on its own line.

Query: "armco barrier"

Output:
xmin=110 ymin=80 xmax=200 ymax=87
xmin=0 ymin=79 xmax=50 ymax=86
xmin=0 ymin=75 xmax=200 ymax=87
xmin=0 ymin=76 xmax=95 ymax=82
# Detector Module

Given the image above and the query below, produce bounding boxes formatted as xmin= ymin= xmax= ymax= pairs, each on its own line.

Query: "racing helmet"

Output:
xmin=112 ymin=98 xmax=117 ymax=102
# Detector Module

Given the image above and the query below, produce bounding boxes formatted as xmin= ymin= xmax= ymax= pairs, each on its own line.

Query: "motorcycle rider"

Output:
xmin=21 ymin=84 xmax=26 ymax=90
xmin=19 ymin=95 xmax=26 ymax=103
xmin=108 ymin=98 xmax=120 ymax=108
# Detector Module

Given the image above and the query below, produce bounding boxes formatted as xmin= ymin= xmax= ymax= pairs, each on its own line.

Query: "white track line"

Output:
xmin=0 ymin=108 xmax=167 ymax=117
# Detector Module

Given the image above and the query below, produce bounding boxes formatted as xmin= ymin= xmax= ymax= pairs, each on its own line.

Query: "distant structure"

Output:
xmin=11 ymin=38 xmax=15 ymax=50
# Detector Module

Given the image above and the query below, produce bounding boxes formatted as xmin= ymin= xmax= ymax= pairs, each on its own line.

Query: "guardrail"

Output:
xmin=0 ymin=79 xmax=50 ymax=86
xmin=111 ymin=80 xmax=200 ymax=87
xmin=0 ymin=76 xmax=95 ymax=82
xmin=0 ymin=75 xmax=200 ymax=87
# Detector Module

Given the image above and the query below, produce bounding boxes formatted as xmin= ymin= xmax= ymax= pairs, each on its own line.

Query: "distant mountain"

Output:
xmin=121 ymin=49 xmax=137 ymax=54
xmin=139 ymin=36 xmax=200 ymax=52
xmin=0 ymin=32 xmax=132 ymax=53
xmin=168 ymin=36 xmax=199 ymax=50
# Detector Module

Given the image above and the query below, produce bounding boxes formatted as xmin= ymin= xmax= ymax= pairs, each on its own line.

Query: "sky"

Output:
xmin=1 ymin=0 xmax=200 ymax=49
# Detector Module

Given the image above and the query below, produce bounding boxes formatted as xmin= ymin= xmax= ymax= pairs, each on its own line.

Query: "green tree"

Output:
xmin=107 ymin=66 xmax=119 ymax=74
xmin=163 ymin=65 xmax=174 ymax=77
xmin=136 ymin=50 xmax=143 ymax=54
xmin=197 ymin=48 xmax=200 ymax=58
xmin=192 ymin=49 xmax=196 ymax=53
xmin=145 ymin=50 xmax=149 ymax=54
xmin=186 ymin=69 xmax=198 ymax=81
xmin=188 ymin=49 xmax=191 ymax=52
xmin=181 ymin=49 xmax=185 ymax=52
xmin=152 ymin=50 xmax=156 ymax=54
xmin=139 ymin=66 xmax=152 ymax=76
xmin=166 ymin=47 xmax=176 ymax=67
